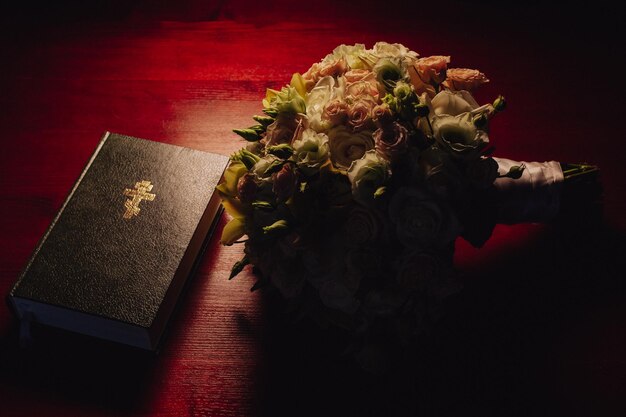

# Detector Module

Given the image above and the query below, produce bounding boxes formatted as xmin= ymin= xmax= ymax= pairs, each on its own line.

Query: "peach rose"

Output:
xmin=345 ymin=80 xmax=379 ymax=101
xmin=444 ymin=68 xmax=489 ymax=92
xmin=302 ymin=58 xmax=348 ymax=89
xmin=415 ymin=55 xmax=450 ymax=85
xmin=344 ymin=69 xmax=375 ymax=83
xmin=322 ymin=99 xmax=349 ymax=126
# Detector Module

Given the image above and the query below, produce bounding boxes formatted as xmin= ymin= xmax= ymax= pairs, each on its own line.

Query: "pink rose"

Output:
xmin=444 ymin=68 xmax=489 ymax=92
xmin=265 ymin=114 xmax=305 ymax=146
xmin=348 ymin=100 xmax=375 ymax=131
xmin=374 ymin=122 xmax=409 ymax=162
xmin=272 ymin=163 xmax=298 ymax=202
xmin=237 ymin=173 xmax=258 ymax=203
xmin=322 ymin=99 xmax=349 ymax=126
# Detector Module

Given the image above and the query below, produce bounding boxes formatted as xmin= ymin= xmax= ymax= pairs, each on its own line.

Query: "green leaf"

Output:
xmin=374 ymin=186 xmax=387 ymax=198
xmin=251 ymin=201 xmax=274 ymax=210
xmin=231 ymin=148 xmax=261 ymax=170
xmin=262 ymin=219 xmax=289 ymax=235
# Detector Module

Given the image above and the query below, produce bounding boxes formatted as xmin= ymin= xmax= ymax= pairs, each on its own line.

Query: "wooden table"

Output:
xmin=1 ymin=2 xmax=624 ymax=416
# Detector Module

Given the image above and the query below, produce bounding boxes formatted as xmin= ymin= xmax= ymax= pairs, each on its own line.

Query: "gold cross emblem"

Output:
xmin=123 ymin=180 xmax=156 ymax=219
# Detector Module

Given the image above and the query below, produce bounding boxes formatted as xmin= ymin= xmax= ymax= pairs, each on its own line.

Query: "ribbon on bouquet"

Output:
xmin=492 ymin=157 xmax=564 ymax=224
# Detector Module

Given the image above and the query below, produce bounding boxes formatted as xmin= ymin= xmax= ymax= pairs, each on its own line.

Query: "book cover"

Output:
xmin=8 ymin=132 xmax=229 ymax=350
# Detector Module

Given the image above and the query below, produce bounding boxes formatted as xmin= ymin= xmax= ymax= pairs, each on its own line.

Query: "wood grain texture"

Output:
xmin=0 ymin=2 xmax=625 ymax=416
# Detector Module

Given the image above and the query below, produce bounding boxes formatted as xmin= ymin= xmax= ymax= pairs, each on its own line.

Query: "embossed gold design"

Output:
xmin=123 ymin=180 xmax=156 ymax=219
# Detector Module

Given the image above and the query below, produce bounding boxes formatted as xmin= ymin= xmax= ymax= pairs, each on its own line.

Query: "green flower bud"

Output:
xmin=231 ymin=148 xmax=261 ymax=169
xmin=263 ymin=108 xmax=279 ymax=117
xmin=382 ymin=93 xmax=399 ymax=114
xmin=253 ymin=115 xmax=275 ymax=127
xmin=500 ymin=164 xmax=525 ymax=179
xmin=266 ymin=143 xmax=295 ymax=159
xmin=233 ymin=128 xmax=261 ymax=142
xmin=393 ymin=82 xmax=415 ymax=104
xmin=493 ymin=95 xmax=506 ymax=112
xmin=229 ymin=256 xmax=250 ymax=280
xmin=249 ymin=124 xmax=266 ymax=134
xmin=273 ymin=86 xmax=306 ymax=114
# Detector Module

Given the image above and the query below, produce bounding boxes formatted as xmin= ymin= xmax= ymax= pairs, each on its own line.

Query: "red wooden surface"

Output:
xmin=1 ymin=2 xmax=625 ymax=416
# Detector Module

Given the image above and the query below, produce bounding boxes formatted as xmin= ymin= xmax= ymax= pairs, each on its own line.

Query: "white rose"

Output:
xmin=323 ymin=43 xmax=367 ymax=68
xmin=372 ymin=42 xmax=419 ymax=65
xmin=306 ymin=76 xmax=337 ymax=131
xmin=431 ymin=113 xmax=489 ymax=159
xmin=430 ymin=89 xmax=480 ymax=116
xmin=327 ymin=126 xmax=375 ymax=170
xmin=347 ymin=149 xmax=389 ymax=204
xmin=292 ymin=129 xmax=330 ymax=175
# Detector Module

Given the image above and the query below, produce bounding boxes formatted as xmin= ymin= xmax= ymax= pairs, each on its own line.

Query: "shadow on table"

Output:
xmin=0 ymin=323 xmax=157 ymax=414
xmin=251 ymin=210 xmax=626 ymax=417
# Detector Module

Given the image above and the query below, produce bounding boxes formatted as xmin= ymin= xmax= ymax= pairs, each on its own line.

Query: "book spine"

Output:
xmin=7 ymin=132 xmax=112 ymax=299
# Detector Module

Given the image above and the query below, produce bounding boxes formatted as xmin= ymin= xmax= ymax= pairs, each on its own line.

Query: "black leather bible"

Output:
xmin=8 ymin=132 xmax=229 ymax=350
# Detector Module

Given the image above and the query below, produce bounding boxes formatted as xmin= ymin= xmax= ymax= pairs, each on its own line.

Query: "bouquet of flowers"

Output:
xmin=217 ymin=42 xmax=598 ymax=366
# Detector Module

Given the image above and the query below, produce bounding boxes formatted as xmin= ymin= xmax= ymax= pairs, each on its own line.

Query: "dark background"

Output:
xmin=0 ymin=1 xmax=625 ymax=416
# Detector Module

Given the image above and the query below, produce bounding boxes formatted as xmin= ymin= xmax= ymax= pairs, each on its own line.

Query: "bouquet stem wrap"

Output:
xmin=493 ymin=158 xmax=564 ymax=224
